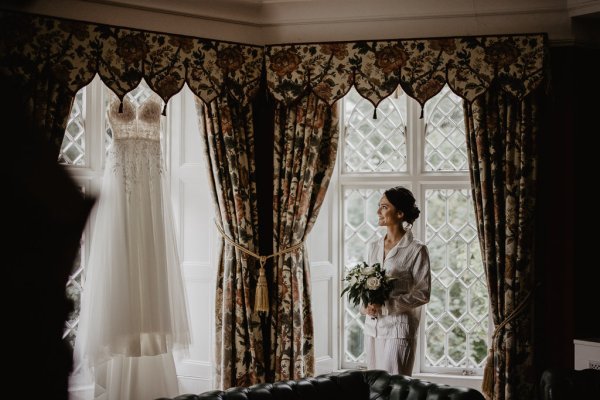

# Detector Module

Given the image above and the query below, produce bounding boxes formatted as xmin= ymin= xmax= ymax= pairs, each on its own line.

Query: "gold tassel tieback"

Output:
xmin=214 ymin=221 xmax=305 ymax=315
xmin=481 ymin=348 xmax=495 ymax=399
xmin=254 ymin=257 xmax=269 ymax=313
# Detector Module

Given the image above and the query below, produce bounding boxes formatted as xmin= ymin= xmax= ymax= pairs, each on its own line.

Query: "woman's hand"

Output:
xmin=366 ymin=303 xmax=382 ymax=317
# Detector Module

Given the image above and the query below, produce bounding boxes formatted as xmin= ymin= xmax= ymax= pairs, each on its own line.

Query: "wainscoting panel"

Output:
xmin=177 ymin=360 xmax=213 ymax=395
xmin=312 ymin=270 xmax=335 ymax=375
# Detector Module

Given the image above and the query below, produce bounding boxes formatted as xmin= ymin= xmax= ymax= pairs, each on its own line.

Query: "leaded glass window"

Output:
xmin=340 ymin=84 xmax=489 ymax=375
xmin=424 ymin=189 xmax=487 ymax=369
xmin=424 ymin=86 xmax=468 ymax=171
xmin=58 ymin=88 xmax=86 ymax=165
xmin=344 ymin=87 xmax=407 ymax=173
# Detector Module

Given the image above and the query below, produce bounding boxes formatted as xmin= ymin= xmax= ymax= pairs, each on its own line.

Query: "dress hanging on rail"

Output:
xmin=73 ymin=90 xmax=190 ymax=400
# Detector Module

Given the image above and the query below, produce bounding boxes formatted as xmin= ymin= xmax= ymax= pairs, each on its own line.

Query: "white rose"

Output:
xmin=366 ymin=276 xmax=381 ymax=290
xmin=362 ymin=266 xmax=375 ymax=275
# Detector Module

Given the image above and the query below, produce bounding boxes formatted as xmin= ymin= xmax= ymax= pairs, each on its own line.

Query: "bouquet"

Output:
xmin=341 ymin=261 xmax=395 ymax=309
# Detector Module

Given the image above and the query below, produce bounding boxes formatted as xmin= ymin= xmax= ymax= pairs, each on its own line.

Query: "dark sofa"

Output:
xmin=159 ymin=369 xmax=485 ymax=400
xmin=539 ymin=368 xmax=600 ymax=399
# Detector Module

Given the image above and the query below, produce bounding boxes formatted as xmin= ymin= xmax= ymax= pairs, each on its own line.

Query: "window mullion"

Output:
xmin=408 ymin=96 xmax=425 ymax=374
xmin=87 ymin=76 xmax=105 ymax=181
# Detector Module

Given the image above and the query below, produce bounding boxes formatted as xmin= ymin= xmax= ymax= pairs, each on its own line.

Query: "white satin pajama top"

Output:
xmin=363 ymin=229 xmax=431 ymax=339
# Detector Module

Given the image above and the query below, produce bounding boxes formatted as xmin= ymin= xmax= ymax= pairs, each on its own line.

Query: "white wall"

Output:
xmin=7 ymin=0 xmax=599 ymax=44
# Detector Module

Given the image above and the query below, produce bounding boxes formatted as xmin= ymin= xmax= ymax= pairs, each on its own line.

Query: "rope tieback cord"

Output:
xmin=481 ymin=290 xmax=533 ymax=399
xmin=215 ymin=221 xmax=305 ymax=314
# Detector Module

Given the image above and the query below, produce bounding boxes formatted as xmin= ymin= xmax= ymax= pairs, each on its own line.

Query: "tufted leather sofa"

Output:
xmin=159 ymin=369 xmax=485 ymax=400
xmin=539 ymin=368 xmax=600 ymax=399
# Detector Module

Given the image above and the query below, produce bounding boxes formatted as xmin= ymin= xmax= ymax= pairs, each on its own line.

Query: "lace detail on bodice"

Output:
xmin=109 ymin=139 xmax=163 ymax=195
xmin=106 ymin=90 xmax=165 ymax=194
xmin=108 ymin=92 xmax=162 ymax=141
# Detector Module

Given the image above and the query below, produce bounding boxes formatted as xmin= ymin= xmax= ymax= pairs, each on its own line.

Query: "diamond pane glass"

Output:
xmin=58 ymin=88 xmax=86 ymax=165
xmin=63 ymin=186 xmax=85 ymax=349
xmin=343 ymin=87 xmax=407 ymax=172
xmin=424 ymin=189 xmax=488 ymax=369
xmin=342 ymin=187 xmax=385 ymax=363
xmin=424 ymin=86 xmax=468 ymax=171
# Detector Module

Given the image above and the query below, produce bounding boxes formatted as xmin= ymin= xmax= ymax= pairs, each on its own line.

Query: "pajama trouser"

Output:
xmin=364 ymin=336 xmax=415 ymax=376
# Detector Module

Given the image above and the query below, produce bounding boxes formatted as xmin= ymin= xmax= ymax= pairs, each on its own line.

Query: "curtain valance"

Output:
xmin=1 ymin=12 xmax=546 ymax=109
xmin=265 ymin=36 xmax=546 ymax=108
xmin=0 ymin=12 xmax=263 ymax=106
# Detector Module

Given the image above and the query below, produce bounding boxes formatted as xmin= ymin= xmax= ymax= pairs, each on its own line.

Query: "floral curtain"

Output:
xmin=266 ymin=36 xmax=545 ymax=108
xmin=197 ymin=94 xmax=265 ymax=389
xmin=270 ymin=93 xmax=339 ymax=381
xmin=464 ymin=87 xmax=540 ymax=400
xmin=0 ymin=11 xmax=262 ymax=156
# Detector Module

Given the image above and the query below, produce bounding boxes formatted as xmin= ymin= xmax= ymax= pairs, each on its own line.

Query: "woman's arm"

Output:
xmin=384 ymin=245 xmax=431 ymax=315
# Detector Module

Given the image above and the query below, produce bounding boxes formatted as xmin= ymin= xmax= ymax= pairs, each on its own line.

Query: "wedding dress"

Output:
xmin=72 ymin=90 xmax=190 ymax=400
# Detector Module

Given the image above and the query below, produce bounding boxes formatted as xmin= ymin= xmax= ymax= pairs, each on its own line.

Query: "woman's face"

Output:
xmin=377 ymin=195 xmax=404 ymax=227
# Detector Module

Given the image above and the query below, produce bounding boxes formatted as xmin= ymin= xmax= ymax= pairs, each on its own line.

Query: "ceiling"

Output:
xmin=3 ymin=0 xmax=600 ymax=44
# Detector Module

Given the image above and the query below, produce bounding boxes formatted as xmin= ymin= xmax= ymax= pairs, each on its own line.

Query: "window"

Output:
xmin=59 ymin=77 xmax=162 ymax=348
xmin=340 ymin=85 xmax=489 ymax=375
xmin=60 ymin=84 xmax=92 ymax=348
xmin=59 ymin=90 xmax=86 ymax=166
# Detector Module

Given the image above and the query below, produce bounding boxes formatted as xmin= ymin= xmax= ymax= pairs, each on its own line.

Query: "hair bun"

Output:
xmin=405 ymin=206 xmax=420 ymax=225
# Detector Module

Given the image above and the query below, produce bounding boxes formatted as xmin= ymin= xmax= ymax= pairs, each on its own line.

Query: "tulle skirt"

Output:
xmin=70 ymin=352 xmax=179 ymax=400
xmin=94 ymin=353 xmax=179 ymax=400
xmin=74 ymin=139 xmax=190 ymax=369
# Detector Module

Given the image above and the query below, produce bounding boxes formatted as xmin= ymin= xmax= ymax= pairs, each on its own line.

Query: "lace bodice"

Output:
xmin=108 ymin=92 xmax=162 ymax=141
xmin=106 ymin=91 xmax=164 ymax=194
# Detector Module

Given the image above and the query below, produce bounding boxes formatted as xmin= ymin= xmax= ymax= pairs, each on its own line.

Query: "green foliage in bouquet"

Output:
xmin=341 ymin=261 xmax=395 ymax=307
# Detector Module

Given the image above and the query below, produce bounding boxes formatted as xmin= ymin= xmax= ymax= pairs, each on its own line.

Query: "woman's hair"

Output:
xmin=384 ymin=186 xmax=421 ymax=225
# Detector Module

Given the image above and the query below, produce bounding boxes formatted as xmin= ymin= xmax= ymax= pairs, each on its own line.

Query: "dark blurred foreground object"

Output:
xmin=540 ymin=368 xmax=600 ymax=399
xmin=158 ymin=369 xmax=485 ymax=400
xmin=1 ymin=75 xmax=94 ymax=398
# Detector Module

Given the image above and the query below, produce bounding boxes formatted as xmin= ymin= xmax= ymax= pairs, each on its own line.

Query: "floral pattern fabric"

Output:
xmin=197 ymin=95 xmax=265 ymax=389
xmin=266 ymin=35 xmax=546 ymax=108
xmin=271 ymin=93 xmax=339 ymax=381
xmin=464 ymin=87 xmax=539 ymax=400
xmin=0 ymin=11 xmax=263 ymax=155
